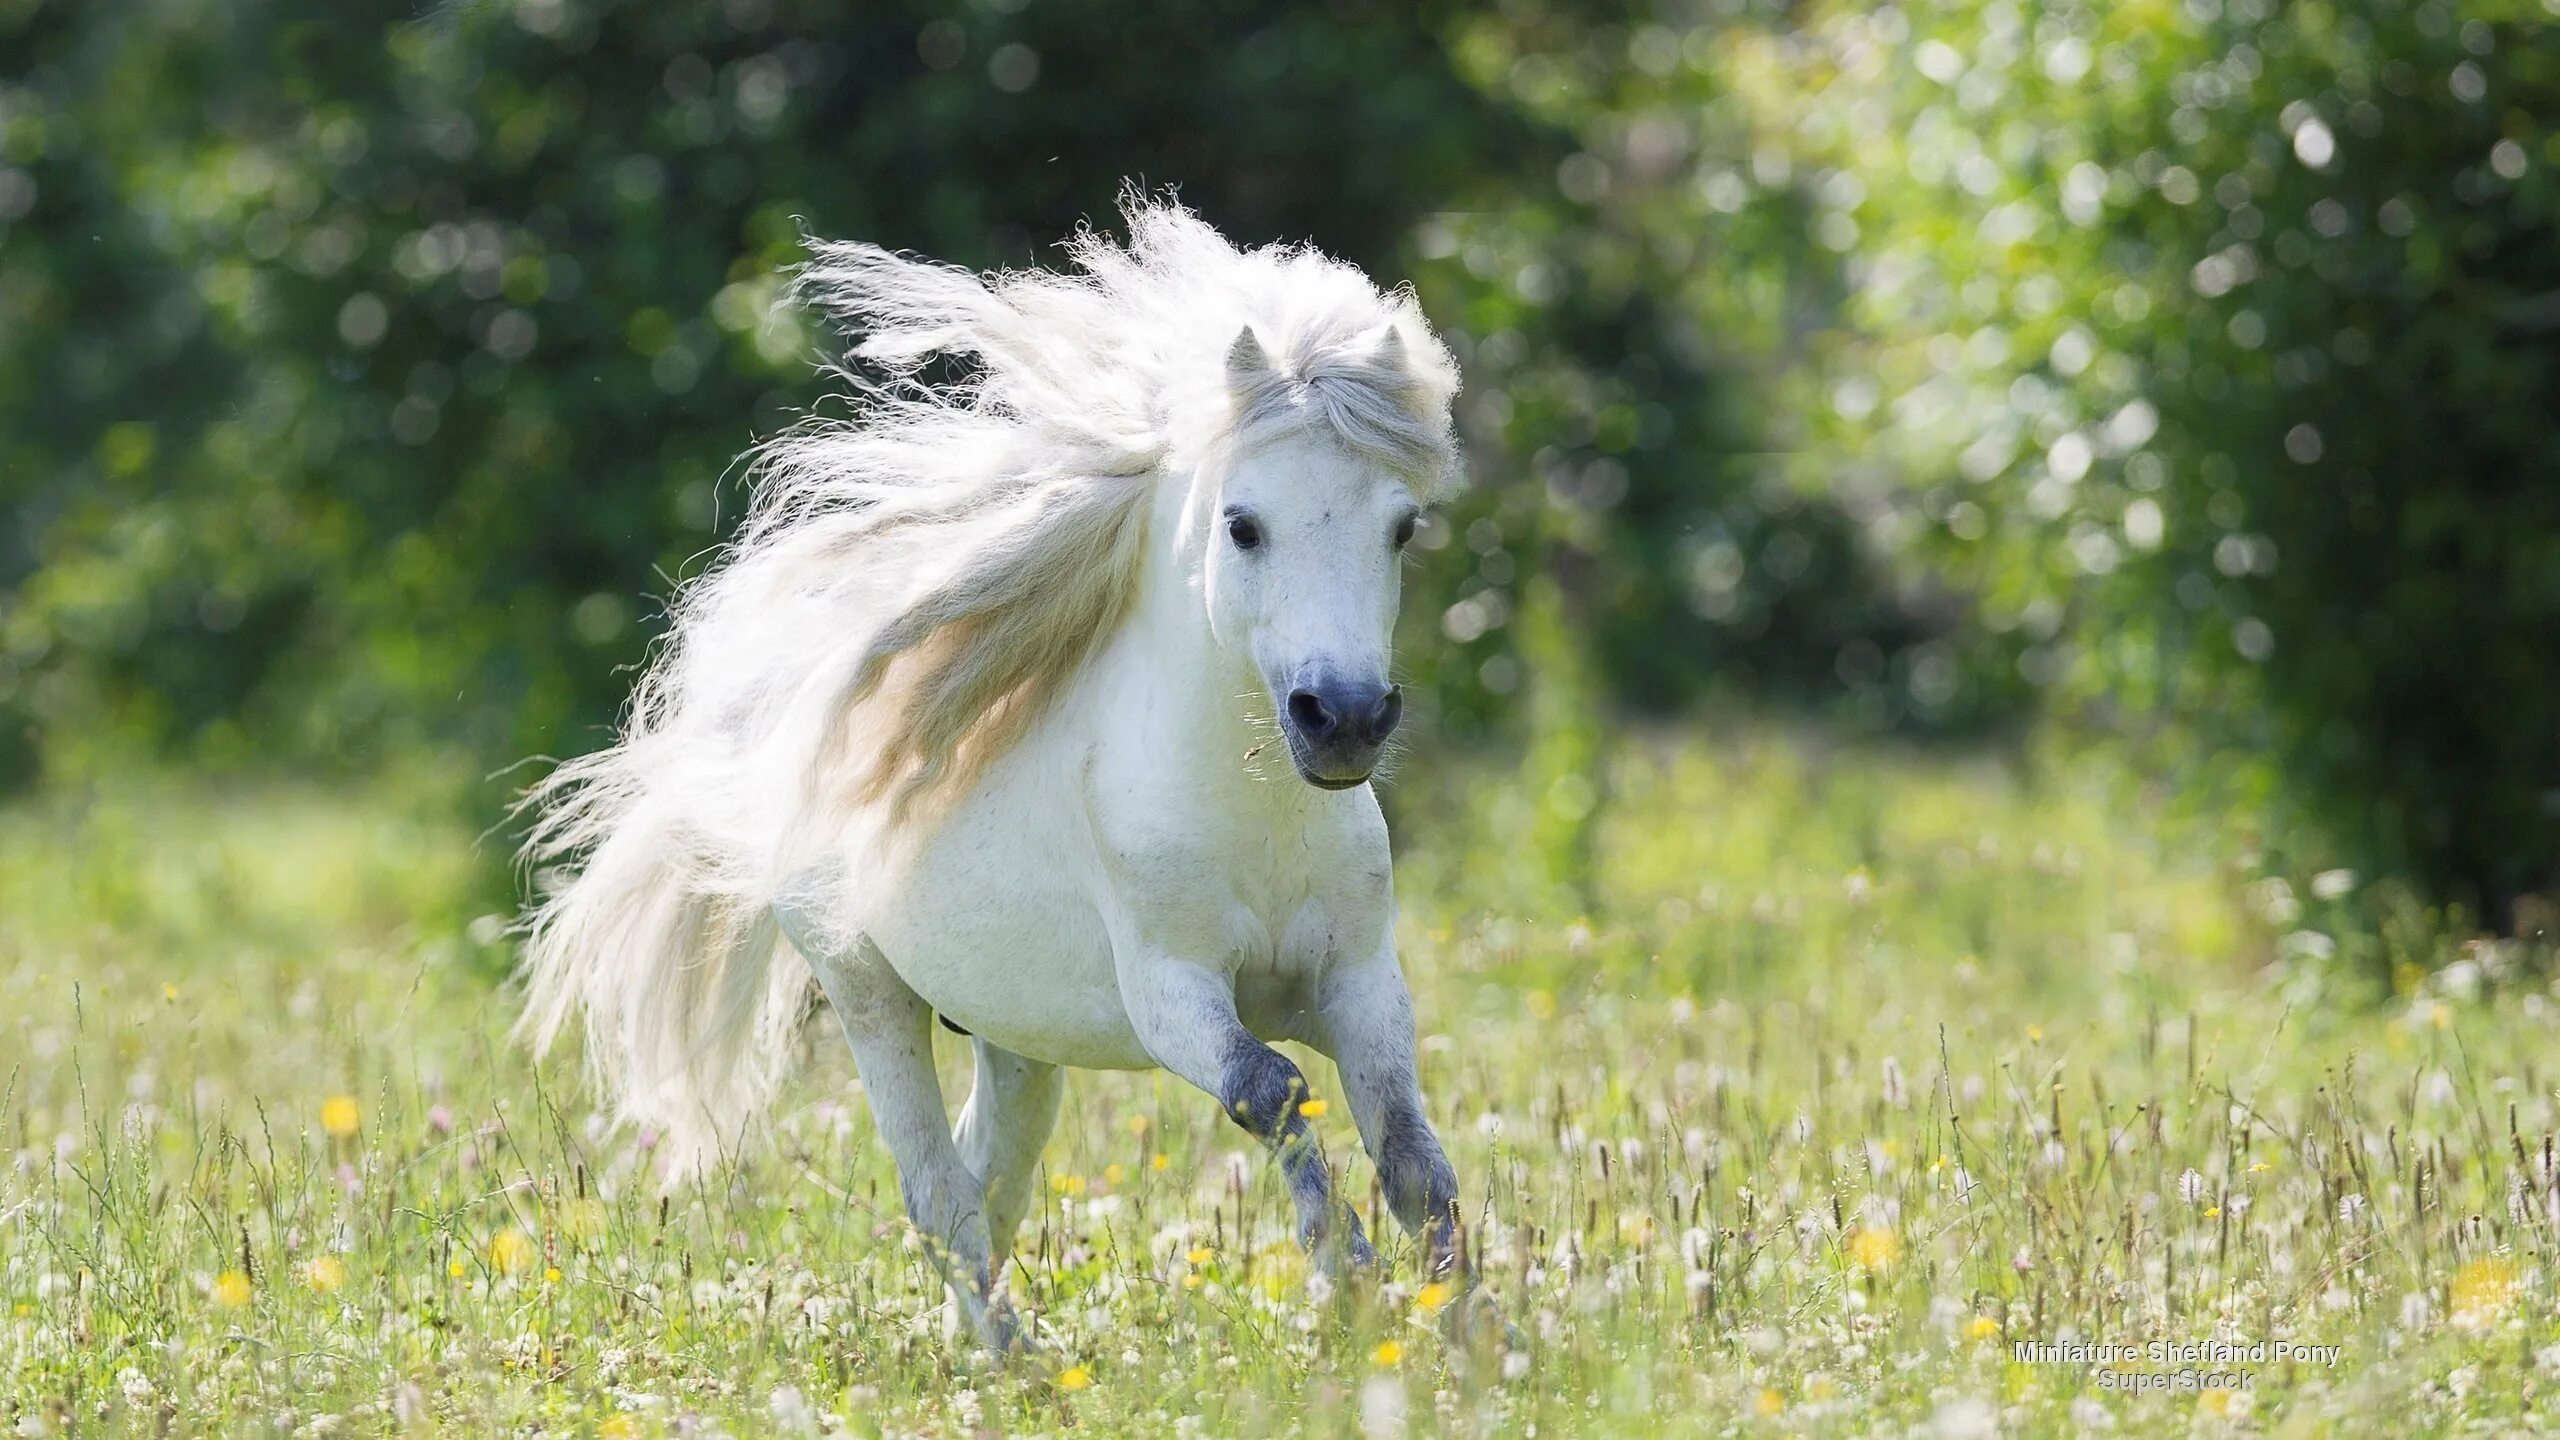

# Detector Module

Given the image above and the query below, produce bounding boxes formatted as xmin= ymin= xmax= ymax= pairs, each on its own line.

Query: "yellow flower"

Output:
xmin=1297 ymin=1098 xmax=1328 ymax=1119
xmin=1126 ymin=1114 xmax=1151 ymax=1135
xmin=161 ymin=983 xmax=178 ymax=1003
xmin=447 ymin=1257 xmax=466 ymax=1278
xmin=489 ymin=1227 xmax=536 ymax=1275
xmin=305 ymin=1256 xmax=346 ymax=1294
xmin=1103 ymin=1163 xmax=1126 ymax=1186
xmin=2202 ymin=1206 xmax=2221 ymax=1219
xmin=211 ymin=1270 xmax=253 ymax=1309
xmin=1181 ymin=1272 xmax=1204 ymax=1291
xmin=1966 ymin=1315 xmax=2000 ymax=1341
xmin=1050 ymin=1173 xmax=1087 ymax=1196
xmin=2430 ymin=1003 xmax=2452 ymax=1031
xmin=2198 ymin=1388 xmax=2233 ymax=1418
xmin=599 ymin=1417 xmax=638 ymax=1440
xmin=320 ymin=1095 xmax=362 ymax=1139
xmin=543 ymin=1267 xmax=563 ymax=1285
xmin=1055 ymin=1365 xmax=1093 ymax=1391
xmin=2451 ymin=1257 xmax=2518 ymax=1323
xmin=1187 ymin=1246 xmax=1214 ymax=1266
xmin=1754 ymin=1388 xmax=1784 ymax=1416
xmin=2026 ymin=1025 xmax=2044 ymax=1042
xmin=1416 ymin=1281 xmax=1454 ymax=1314
xmin=1371 ymin=1340 xmax=1404 ymax=1367
xmin=1151 ymin=1153 xmax=1170 ymax=1171
xmin=2248 ymin=1160 xmax=2272 ymax=1173
xmin=1846 ymin=1224 xmax=1901 ymax=1272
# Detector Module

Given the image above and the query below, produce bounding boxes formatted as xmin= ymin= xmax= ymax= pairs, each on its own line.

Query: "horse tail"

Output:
xmin=515 ymin=745 xmax=811 ymax=1174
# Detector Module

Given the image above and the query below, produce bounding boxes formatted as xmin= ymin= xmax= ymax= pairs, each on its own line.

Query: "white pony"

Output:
xmin=519 ymin=193 xmax=1469 ymax=1349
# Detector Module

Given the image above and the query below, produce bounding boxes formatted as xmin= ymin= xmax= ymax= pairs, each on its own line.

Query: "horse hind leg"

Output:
xmin=952 ymin=1039 xmax=1064 ymax=1284
xmin=789 ymin=921 xmax=1022 ymax=1352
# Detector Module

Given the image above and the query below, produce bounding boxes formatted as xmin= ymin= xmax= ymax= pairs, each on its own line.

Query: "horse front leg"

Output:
xmin=1120 ymin=955 xmax=1375 ymax=1271
xmin=1313 ymin=948 xmax=1463 ymax=1281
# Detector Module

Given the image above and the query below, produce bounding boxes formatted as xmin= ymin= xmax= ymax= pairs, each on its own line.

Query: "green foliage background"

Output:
xmin=3 ymin=0 xmax=2556 ymax=919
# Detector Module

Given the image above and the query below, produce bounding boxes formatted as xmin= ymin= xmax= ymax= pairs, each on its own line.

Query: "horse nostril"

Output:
xmin=1368 ymin=686 xmax=1404 ymax=742
xmin=1286 ymin=688 xmax=1336 ymax=740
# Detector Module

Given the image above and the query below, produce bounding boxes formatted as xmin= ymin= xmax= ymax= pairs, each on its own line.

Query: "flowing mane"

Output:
xmin=515 ymin=194 xmax=1458 ymax=1159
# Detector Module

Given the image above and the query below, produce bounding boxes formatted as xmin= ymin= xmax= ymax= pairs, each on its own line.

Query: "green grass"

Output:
xmin=5 ymin=739 xmax=2556 ymax=1436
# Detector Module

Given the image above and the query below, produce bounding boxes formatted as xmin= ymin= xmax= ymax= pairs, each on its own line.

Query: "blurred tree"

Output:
xmin=1753 ymin=0 xmax=2560 ymax=918
xmin=23 ymin=0 xmax=2554 ymax=928
xmin=0 ymin=0 xmax=1536 ymax=787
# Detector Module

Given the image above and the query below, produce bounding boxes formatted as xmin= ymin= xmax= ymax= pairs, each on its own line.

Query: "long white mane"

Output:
xmin=516 ymin=193 xmax=1460 ymax=1163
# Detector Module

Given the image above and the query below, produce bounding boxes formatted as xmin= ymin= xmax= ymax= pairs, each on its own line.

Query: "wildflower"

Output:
xmin=489 ymin=1228 xmax=536 ymax=1275
xmin=211 ymin=1270 xmax=252 ymax=1309
xmin=1371 ymin=1340 xmax=1403 ymax=1367
xmin=2248 ymin=1160 xmax=2272 ymax=1173
xmin=543 ymin=1267 xmax=563 ymax=1285
xmin=447 ymin=1258 xmax=467 ymax=1278
xmin=305 ymin=1256 xmax=346 ymax=1294
xmin=1297 ymin=1098 xmax=1329 ymax=1119
xmin=1847 ymin=1225 xmax=1901 ymax=1272
xmin=1151 ymin=1153 xmax=1170 ymax=1171
xmin=1966 ymin=1315 xmax=2000 ymax=1341
xmin=1126 ymin=1114 xmax=1151 ymax=1135
xmin=1187 ymin=1246 xmax=1214 ymax=1266
xmin=1415 ymin=1281 xmax=1453 ymax=1314
xmin=161 ymin=984 xmax=177 ymax=1003
xmin=1056 ymin=1365 xmax=1093 ymax=1391
xmin=1754 ymin=1388 xmax=1784 ymax=1416
xmin=2451 ymin=1257 xmax=2518 ymax=1328
xmin=599 ymin=1418 xmax=638 ymax=1440
xmin=320 ymin=1096 xmax=362 ymax=1139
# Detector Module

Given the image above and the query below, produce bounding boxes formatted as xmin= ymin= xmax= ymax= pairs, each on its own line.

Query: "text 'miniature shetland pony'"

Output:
xmin=519 ymin=193 xmax=1469 ymax=1350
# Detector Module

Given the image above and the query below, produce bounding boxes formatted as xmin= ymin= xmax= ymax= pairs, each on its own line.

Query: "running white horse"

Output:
xmin=518 ymin=194 xmax=1468 ymax=1350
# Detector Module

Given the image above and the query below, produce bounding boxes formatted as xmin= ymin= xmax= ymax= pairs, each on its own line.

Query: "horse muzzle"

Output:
xmin=1279 ymin=676 xmax=1401 ymax=788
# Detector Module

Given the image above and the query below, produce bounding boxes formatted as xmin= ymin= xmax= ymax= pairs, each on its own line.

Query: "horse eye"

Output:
xmin=1227 ymin=516 xmax=1262 ymax=551
xmin=1392 ymin=512 xmax=1419 ymax=550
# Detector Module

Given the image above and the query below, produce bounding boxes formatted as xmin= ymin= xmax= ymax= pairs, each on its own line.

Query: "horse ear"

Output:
xmin=1372 ymin=324 xmax=1408 ymax=371
xmin=1226 ymin=326 xmax=1270 ymax=384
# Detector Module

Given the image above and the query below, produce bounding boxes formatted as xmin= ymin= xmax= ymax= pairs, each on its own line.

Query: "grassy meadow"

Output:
xmin=5 ymin=737 xmax=2558 ymax=1436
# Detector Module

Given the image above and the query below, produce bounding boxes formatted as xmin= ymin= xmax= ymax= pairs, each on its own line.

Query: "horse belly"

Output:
xmin=862 ymin=824 xmax=1152 ymax=1072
